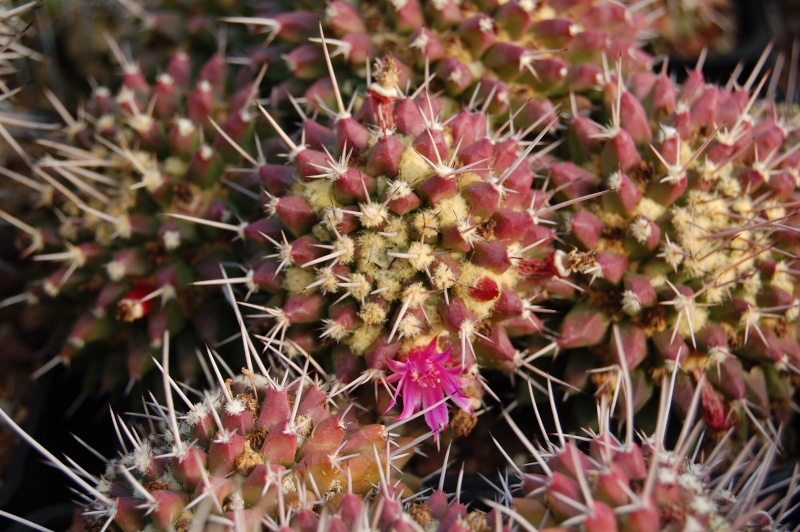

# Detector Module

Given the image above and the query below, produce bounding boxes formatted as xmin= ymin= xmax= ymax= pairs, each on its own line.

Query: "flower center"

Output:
xmin=412 ymin=365 xmax=441 ymax=388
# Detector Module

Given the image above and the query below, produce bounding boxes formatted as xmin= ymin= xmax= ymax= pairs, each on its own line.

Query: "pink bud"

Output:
xmin=154 ymin=74 xmax=179 ymax=119
xmin=438 ymin=296 xmax=475 ymax=333
xmin=477 ymin=77 xmax=511 ymax=115
xmin=569 ymin=113 xmax=604 ymax=155
xmin=565 ymin=64 xmax=603 ymax=92
xmin=393 ymin=97 xmax=427 ymax=137
xmin=602 ymin=129 xmax=641 ymax=174
xmin=501 ymin=167 xmax=536 ymax=209
xmin=440 ymin=224 xmax=471 ymax=252
xmin=212 ymin=110 xmax=255 ymax=161
xmin=304 ymin=78 xmax=338 ymax=114
xmin=595 ymin=464 xmax=632 ymax=507
xmin=273 ymin=11 xmax=318 ymax=42
xmin=533 ymin=18 xmax=576 ymax=46
xmin=700 ymin=379 xmax=730 ymax=431
xmin=651 ymin=74 xmax=677 ymax=115
xmin=438 ymin=57 xmax=474 ymax=96
xmin=243 ymin=217 xmax=282 ymax=245
xmin=551 ymin=442 xmax=593 ymax=479
xmin=546 ymin=472 xmax=583 ymax=520
xmin=459 ymin=137 xmax=494 ymax=178
xmin=708 ymin=357 xmax=746 ymax=400
xmin=334 ymin=167 xmax=377 ymax=203
xmin=523 ymin=57 xmax=568 ymax=91
xmin=439 ymin=502 xmax=469 ymax=531
xmin=425 ymin=0 xmax=463 ymax=28
xmin=449 ymin=110 xmax=488 ymax=148
xmin=208 ymin=433 xmax=246 ymax=475
xmin=150 ymin=490 xmax=188 ymax=531
xmin=259 ymin=164 xmax=296 ymax=196
xmin=584 ymin=501 xmax=618 ymax=532
xmin=568 ymin=29 xmax=609 ymax=57
xmin=340 ymin=492 xmax=365 ymax=527
xmin=691 ymin=85 xmax=720 ymax=128
xmin=258 ymin=388 xmax=291 ymax=429
xmin=333 ymin=345 xmax=362 ymax=383
xmin=622 ymin=504 xmax=661 ymax=532
xmin=645 ymin=173 xmax=687 ymax=207
xmin=122 ymin=65 xmax=149 ymax=95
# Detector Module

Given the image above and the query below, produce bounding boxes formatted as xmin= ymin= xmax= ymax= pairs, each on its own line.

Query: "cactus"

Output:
xmin=1 ymin=326 xmax=795 ymax=531
xmin=0 ymin=329 xmax=427 ymax=531
xmin=496 ymin=335 xmax=797 ymax=531
xmin=530 ymin=52 xmax=800 ymax=441
xmin=645 ymin=0 xmax=737 ymax=59
xmin=10 ymin=0 xmax=259 ymax=111
xmin=2 ymin=0 xmax=799 ymax=439
xmin=0 ymin=44 xmax=275 ymax=392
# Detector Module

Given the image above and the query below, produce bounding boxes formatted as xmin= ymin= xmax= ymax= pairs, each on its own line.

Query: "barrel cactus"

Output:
xmin=0 ymin=45 xmax=272 ymax=391
xmin=502 ymin=342 xmax=795 ymax=531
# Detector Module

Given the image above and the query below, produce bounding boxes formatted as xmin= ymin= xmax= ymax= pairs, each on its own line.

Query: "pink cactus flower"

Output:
xmin=385 ymin=338 xmax=473 ymax=439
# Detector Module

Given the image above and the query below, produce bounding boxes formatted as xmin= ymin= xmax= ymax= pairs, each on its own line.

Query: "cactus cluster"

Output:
xmin=503 ymin=350 xmax=795 ymax=532
xmin=1 ymin=0 xmax=799 ymax=439
xmin=67 ymin=338 xmax=414 ymax=531
xmin=1 ymin=0 xmax=800 ymax=530
xmin=0 ymin=45 xmax=274 ymax=391
xmin=1 ymin=326 xmax=795 ymax=531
